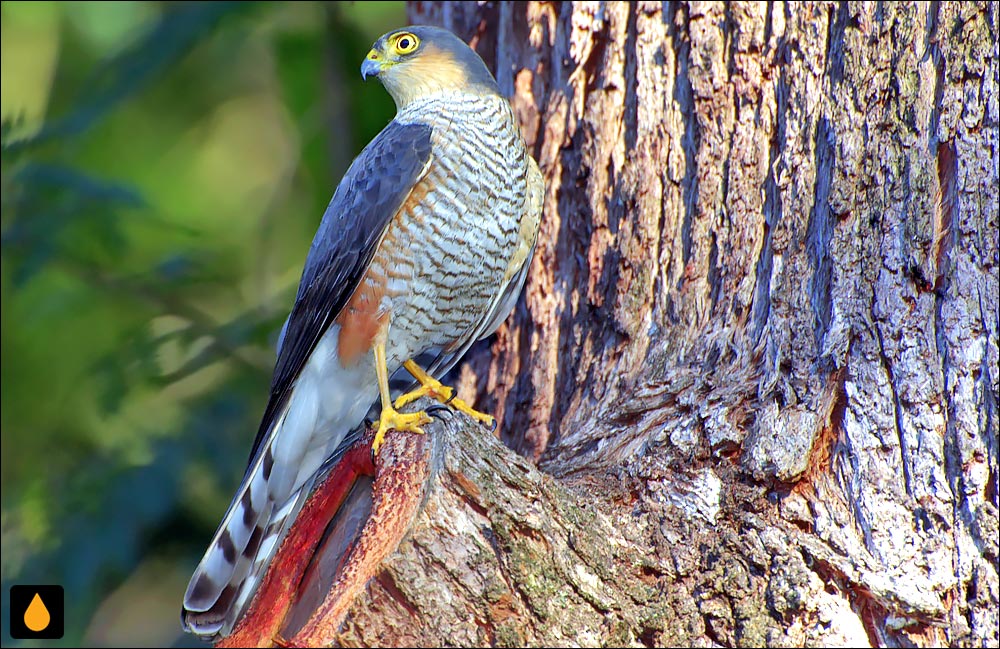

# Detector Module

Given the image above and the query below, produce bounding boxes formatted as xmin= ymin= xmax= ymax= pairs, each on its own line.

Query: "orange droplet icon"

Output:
xmin=24 ymin=592 xmax=51 ymax=632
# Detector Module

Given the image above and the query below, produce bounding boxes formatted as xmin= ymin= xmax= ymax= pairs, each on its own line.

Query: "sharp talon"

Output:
xmin=426 ymin=404 xmax=450 ymax=420
xmin=397 ymin=359 xmax=498 ymax=432
xmin=487 ymin=416 xmax=498 ymax=433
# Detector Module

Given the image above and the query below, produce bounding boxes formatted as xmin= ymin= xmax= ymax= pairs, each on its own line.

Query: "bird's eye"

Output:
xmin=394 ymin=33 xmax=419 ymax=54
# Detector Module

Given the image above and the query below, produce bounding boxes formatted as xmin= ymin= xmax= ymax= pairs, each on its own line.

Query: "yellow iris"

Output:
xmin=392 ymin=32 xmax=419 ymax=55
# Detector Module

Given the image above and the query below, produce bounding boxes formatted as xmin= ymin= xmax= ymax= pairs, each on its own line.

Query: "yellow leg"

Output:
xmin=394 ymin=360 xmax=496 ymax=429
xmin=372 ymin=342 xmax=431 ymax=456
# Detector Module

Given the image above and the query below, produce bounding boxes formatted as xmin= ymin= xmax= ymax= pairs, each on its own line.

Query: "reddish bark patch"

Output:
xmin=219 ymin=438 xmax=377 ymax=648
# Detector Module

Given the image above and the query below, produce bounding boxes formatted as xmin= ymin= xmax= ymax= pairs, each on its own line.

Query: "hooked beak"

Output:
xmin=361 ymin=51 xmax=382 ymax=80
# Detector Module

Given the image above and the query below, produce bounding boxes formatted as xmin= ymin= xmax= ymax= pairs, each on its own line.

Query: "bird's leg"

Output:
xmin=372 ymin=341 xmax=431 ymax=455
xmin=394 ymin=359 xmax=496 ymax=429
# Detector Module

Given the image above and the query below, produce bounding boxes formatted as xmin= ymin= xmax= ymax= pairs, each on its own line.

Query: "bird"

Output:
xmin=181 ymin=25 xmax=544 ymax=640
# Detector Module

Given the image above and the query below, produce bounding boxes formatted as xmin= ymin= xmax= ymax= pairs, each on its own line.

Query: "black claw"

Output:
xmin=444 ymin=391 xmax=457 ymax=405
xmin=486 ymin=417 xmax=498 ymax=433
xmin=426 ymin=404 xmax=450 ymax=420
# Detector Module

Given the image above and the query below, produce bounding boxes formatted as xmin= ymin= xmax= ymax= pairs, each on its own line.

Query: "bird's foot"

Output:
xmin=394 ymin=372 xmax=496 ymax=430
xmin=371 ymin=406 xmax=432 ymax=456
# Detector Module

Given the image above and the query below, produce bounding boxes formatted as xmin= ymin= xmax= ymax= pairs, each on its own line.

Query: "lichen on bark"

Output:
xmin=249 ymin=2 xmax=998 ymax=646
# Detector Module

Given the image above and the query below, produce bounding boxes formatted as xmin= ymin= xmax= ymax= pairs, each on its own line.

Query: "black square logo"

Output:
xmin=9 ymin=585 xmax=64 ymax=639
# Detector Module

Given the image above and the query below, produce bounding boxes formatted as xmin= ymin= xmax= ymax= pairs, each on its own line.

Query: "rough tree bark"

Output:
xmin=231 ymin=2 xmax=999 ymax=647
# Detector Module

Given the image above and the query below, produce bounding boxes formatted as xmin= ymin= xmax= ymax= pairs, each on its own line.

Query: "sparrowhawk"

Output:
xmin=181 ymin=25 xmax=543 ymax=639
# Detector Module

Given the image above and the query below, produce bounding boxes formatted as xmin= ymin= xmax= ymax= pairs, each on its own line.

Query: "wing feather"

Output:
xmin=246 ymin=120 xmax=433 ymax=470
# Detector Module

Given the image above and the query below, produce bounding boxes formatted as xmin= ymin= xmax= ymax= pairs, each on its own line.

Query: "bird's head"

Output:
xmin=361 ymin=25 xmax=500 ymax=109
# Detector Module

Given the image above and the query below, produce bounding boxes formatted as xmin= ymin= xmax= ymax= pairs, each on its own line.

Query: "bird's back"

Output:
xmin=181 ymin=25 xmax=542 ymax=642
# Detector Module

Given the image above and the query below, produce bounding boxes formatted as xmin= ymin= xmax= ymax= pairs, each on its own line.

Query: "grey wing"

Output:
xmin=181 ymin=120 xmax=434 ymax=638
xmin=475 ymin=239 xmax=536 ymax=342
xmin=246 ymin=120 xmax=433 ymax=471
xmin=417 ymin=239 xmax=536 ymax=383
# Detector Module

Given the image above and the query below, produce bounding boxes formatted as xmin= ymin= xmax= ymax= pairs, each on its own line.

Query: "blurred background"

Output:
xmin=1 ymin=1 xmax=406 ymax=645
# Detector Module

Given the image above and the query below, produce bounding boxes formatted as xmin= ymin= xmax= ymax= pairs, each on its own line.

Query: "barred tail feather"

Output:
xmin=182 ymin=325 xmax=381 ymax=639
xmin=181 ymin=408 xmax=287 ymax=638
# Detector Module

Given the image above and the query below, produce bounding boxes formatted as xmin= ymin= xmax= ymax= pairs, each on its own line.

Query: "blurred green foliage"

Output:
xmin=0 ymin=2 xmax=406 ymax=645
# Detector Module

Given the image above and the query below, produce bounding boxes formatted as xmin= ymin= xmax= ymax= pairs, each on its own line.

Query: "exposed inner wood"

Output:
xmin=237 ymin=2 xmax=1000 ymax=647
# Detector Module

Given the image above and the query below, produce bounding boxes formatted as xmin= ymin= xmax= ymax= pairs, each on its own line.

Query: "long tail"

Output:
xmin=181 ymin=328 xmax=423 ymax=639
xmin=181 ymin=405 xmax=297 ymax=638
xmin=181 ymin=383 xmax=368 ymax=639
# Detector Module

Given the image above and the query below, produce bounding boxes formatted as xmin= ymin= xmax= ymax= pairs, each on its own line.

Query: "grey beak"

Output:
xmin=361 ymin=58 xmax=381 ymax=80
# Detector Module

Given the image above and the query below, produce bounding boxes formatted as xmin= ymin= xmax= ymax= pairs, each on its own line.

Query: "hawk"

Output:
xmin=181 ymin=25 xmax=543 ymax=639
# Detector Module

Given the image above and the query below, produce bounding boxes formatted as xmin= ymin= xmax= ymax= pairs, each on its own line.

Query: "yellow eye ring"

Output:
xmin=393 ymin=32 xmax=419 ymax=55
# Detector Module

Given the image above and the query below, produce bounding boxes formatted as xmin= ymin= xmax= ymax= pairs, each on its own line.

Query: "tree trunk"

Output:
xmin=233 ymin=2 xmax=999 ymax=646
